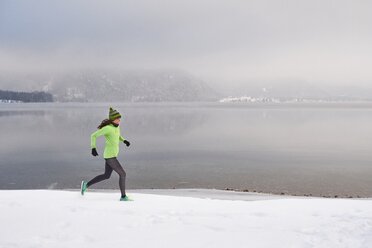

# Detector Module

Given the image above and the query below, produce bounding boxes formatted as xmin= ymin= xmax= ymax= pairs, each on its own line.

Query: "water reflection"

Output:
xmin=0 ymin=110 xmax=46 ymax=117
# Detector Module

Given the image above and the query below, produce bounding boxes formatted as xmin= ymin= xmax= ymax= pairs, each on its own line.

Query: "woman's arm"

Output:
xmin=90 ymin=127 xmax=109 ymax=148
xmin=120 ymin=135 xmax=130 ymax=147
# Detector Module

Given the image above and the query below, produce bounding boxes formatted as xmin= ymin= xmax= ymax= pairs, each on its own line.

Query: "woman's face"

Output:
xmin=113 ymin=118 xmax=121 ymax=124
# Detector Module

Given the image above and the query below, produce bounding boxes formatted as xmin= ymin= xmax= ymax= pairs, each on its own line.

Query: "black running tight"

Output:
xmin=87 ymin=157 xmax=126 ymax=197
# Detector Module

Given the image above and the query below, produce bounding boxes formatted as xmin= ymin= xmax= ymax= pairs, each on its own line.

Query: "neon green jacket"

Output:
xmin=90 ymin=124 xmax=125 ymax=159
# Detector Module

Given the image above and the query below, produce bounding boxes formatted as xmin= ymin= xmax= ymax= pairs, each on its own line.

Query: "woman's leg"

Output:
xmin=105 ymin=157 xmax=126 ymax=197
xmin=87 ymin=161 xmax=113 ymax=188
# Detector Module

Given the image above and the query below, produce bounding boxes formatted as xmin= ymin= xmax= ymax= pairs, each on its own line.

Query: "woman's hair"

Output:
xmin=97 ymin=119 xmax=113 ymax=129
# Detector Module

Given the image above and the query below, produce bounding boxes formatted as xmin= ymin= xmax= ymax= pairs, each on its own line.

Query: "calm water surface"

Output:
xmin=1 ymin=102 xmax=372 ymax=197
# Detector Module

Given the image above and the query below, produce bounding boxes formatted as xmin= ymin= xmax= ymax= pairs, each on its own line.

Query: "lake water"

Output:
xmin=1 ymin=102 xmax=372 ymax=197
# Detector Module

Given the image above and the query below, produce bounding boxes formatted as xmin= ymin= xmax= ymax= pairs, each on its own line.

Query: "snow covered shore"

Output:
xmin=0 ymin=190 xmax=371 ymax=248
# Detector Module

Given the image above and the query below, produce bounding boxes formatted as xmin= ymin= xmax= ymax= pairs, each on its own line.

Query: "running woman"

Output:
xmin=81 ymin=107 xmax=131 ymax=201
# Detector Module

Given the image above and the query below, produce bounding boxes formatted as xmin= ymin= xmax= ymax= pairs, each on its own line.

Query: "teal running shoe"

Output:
xmin=80 ymin=181 xmax=88 ymax=195
xmin=120 ymin=195 xmax=133 ymax=201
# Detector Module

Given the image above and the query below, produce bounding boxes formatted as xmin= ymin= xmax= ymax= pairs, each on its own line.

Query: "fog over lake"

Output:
xmin=1 ymin=102 xmax=371 ymax=197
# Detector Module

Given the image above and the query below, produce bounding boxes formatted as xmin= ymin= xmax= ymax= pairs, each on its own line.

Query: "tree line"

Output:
xmin=0 ymin=90 xmax=53 ymax=102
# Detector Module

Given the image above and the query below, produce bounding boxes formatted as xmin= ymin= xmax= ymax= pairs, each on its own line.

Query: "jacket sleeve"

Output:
xmin=91 ymin=127 xmax=109 ymax=148
xmin=119 ymin=135 xmax=125 ymax=142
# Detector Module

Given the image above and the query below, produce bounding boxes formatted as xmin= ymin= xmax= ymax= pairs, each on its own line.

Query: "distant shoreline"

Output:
xmin=5 ymin=100 xmax=372 ymax=109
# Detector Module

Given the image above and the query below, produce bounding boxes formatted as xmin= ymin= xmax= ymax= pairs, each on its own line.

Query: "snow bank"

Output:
xmin=0 ymin=190 xmax=371 ymax=248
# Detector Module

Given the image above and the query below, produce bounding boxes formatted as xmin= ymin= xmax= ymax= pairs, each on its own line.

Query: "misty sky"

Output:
xmin=1 ymin=0 xmax=372 ymax=86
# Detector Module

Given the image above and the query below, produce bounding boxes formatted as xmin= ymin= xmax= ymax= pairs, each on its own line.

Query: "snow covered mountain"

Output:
xmin=0 ymin=69 xmax=218 ymax=102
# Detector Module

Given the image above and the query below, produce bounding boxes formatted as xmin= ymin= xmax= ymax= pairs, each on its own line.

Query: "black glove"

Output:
xmin=123 ymin=140 xmax=130 ymax=147
xmin=91 ymin=148 xmax=99 ymax=156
